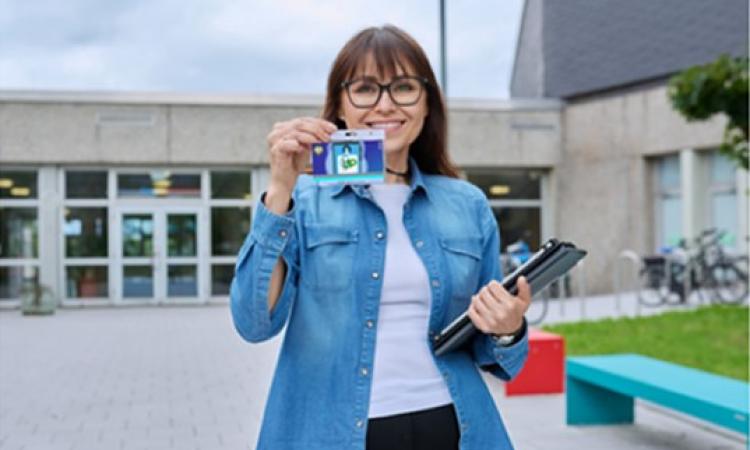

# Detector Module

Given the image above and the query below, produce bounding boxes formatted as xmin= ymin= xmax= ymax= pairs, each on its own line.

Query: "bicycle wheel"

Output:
xmin=638 ymin=265 xmax=672 ymax=307
xmin=709 ymin=260 xmax=748 ymax=304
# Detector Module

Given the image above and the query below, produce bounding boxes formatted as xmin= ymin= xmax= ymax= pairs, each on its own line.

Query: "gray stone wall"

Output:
xmin=0 ymin=94 xmax=561 ymax=168
xmin=557 ymin=84 xmax=728 ymax=294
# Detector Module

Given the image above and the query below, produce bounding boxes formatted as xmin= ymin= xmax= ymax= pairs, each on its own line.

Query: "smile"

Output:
xmin=365 ymin=121 xmax=405 ymax=132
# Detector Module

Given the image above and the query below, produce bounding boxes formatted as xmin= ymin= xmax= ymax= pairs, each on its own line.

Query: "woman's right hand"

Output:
xmin=265 ymin=117 xmax=338 ymax=213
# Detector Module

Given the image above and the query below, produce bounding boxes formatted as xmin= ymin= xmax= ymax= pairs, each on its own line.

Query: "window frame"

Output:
xmin=0 ymin=167 xmax=40 ymax=305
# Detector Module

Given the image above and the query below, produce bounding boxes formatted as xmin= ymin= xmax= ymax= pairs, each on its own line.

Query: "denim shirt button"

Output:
xmin=371 ymin=272 xmax=380 ymax=280
xmin=356 ymin=419 xmax=364 ymax=428
xmin=415 ymin=240 xmax=424 ymax=248
xmin=361 ymin=367 xmax=368 ymax=376
xmin=375 ymin=231 xmax=385 ymax=240
xmin=366 ymin=320 xmax=374 ymax=328
xmin=278 ymin=229 xmax=288 ymax=238
xmin=431 ymin=279 xmax=440 ymax=287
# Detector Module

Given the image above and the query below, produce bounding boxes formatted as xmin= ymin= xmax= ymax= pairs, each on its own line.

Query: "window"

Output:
xmin=62 ymin=170 xmax=109 ymax=300
xmin=0 ymin=170 xmax=39 ymax=301
xmin=211 ymin=207 xmax=251 ymax=256
xmin=0 ymin=171 xmax=37 ymax=199
xmin=465 ymin=168 xmax=544 ymax=252
xmin=66 ymin=171 xmax=107 ymax=199
xmin=708 ymin=152 xmax=738 ymax=248
xmin=654 ymin=155 xmax=682 ymax=248
xmin=211 ymin=172 xmax=252 ymax=200
xmin=65 ymin=208 xmax=108 ymax=257
xmin=211 ymin=264 xmax=235 ymax=296
xmin=118 ymin=171 xmax=201 ymax=198
xmin=209 ymin=171 xmax=252 ymax=297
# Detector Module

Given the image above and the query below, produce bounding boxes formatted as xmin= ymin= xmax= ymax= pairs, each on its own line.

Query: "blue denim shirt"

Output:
xmin=231 ymin=159 xmax=529 ymax=450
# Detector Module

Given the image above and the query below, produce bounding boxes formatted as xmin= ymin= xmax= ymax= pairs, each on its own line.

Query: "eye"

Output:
xmin=392 ymin=80 xmax=417 ymax=92
xmin=352 ymin=82 xmax=378 ymax=94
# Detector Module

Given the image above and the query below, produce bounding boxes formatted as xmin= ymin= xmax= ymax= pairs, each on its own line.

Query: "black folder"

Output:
xmin=433 ymin=238 xmax=587 ymax=356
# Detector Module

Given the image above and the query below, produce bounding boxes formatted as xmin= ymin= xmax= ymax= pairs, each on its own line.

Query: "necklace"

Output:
xmin=386 ymin=166 xmax=410 ymax=177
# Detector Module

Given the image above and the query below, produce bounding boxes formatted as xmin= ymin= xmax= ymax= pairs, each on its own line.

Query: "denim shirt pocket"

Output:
xmin=302 ymin=223 xmax=359 ymax=291
xmin=439 ymin=236 xmax=483 ymax=299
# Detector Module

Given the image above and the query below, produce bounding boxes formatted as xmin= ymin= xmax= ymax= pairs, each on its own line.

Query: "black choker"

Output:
xmin=386 ymin=167 xmax=410 ymax=177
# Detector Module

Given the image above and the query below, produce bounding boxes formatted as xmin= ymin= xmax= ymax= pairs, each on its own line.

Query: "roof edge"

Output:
xmin=0 ymin=89 xmax=564 ymax=111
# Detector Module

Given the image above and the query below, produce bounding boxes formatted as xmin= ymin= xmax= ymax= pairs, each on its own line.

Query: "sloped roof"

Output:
xmin=511 ymin=0 xmax=749 ymax=99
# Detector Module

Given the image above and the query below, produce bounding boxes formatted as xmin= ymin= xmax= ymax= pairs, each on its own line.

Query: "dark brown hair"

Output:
xmin=322 ymin=25 xmax=459 ymax=178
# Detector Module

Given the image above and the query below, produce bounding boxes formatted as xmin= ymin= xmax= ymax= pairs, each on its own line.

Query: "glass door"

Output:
xmin=115 ymin=207 xmax=203 ymax=303
xmin=120 ymin=211 xmax=156 ymax=300
xmin=164 ymin=210 xmax=200 ymax=301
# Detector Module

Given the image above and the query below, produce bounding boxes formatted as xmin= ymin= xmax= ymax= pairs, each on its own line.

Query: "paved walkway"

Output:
xmin=0 ymin=300 xmax=745 ymax=450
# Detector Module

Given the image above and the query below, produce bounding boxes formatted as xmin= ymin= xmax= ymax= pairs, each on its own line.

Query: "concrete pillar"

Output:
xmin=737 ymin=168 xmax=749 ymax=252
xmin=680 ymin=149 xmax=699 ymax=242
xmin=38 ymin=166 xmax=61 ymax=303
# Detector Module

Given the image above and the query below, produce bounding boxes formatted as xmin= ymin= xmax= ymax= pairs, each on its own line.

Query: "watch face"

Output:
xmin=494 ymin=334 xmax=515 ymax=346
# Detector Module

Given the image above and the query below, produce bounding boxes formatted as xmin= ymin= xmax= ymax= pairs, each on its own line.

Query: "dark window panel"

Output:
xmin=465 ymin=169 xmax=543 ymax=200
xmin=211 ymin=264 xmax=235 ymax=296
xmin=211 ymin=207 xmax=251 ymax=256
xmin=0 ymin=171 xmax=38 ymax=199
xmin=211 ymin=172 xmax=252 ymax=199
xmin=0 ymin=208 xmax=38 ymax=258
xmin=65 ymin=171 xmax=108 ymax=199
xmin=65 ymin=208 xmax=108 ymax=258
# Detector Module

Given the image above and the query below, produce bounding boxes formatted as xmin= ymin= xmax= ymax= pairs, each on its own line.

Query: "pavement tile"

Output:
xmin=1 ymin=302 xmax=746 ymax=450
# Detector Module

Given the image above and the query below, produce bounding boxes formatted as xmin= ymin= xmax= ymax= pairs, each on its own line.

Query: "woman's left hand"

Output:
xmin=467 ymin=276 xmax=532 ymax=336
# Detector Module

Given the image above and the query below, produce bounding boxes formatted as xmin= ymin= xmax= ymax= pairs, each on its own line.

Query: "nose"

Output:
xmin=373 ymin=87 xmax=396 ymax=113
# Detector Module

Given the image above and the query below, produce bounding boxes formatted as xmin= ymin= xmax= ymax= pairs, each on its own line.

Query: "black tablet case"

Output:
xmin=433 ymin=238 xmax=587 ymax=356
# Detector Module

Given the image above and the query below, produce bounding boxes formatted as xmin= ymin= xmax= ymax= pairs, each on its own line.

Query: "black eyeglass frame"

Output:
xmin=341 ymin=75 xmax=429 ymax=108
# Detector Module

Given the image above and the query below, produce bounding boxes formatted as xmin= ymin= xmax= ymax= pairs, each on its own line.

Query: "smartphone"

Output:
xmin=310 ymin=129 xmax=385 ymax=184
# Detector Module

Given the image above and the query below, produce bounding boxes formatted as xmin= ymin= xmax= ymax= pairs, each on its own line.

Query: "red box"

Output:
xmin=505 ymin=328 xmax=565 ymax=396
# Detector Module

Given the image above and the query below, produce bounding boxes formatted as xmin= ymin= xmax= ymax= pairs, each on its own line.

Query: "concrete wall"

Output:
xmin=558 ymin=83 xmax=729 ymax=294
xmin=0 ymin=93 xmax=562 ymax=169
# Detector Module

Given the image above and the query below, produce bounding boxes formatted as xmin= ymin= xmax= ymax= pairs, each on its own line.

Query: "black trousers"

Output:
xmin=366 ymin=404 xmax=460 ymax=450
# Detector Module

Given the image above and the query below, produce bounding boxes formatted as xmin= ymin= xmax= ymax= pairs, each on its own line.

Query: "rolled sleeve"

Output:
xmin=230 ymin=194 xmax=299 ymax=343
xmin=472 ymin=320 xmax=529 ymax=380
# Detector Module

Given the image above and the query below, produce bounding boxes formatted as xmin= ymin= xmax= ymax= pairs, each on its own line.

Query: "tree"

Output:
xmin=668 ymin=54 xmax=749 ymax=170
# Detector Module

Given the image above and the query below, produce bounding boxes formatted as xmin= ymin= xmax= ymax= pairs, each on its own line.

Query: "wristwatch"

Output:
xmin=491 ymin=318 xmax=527 ymax=347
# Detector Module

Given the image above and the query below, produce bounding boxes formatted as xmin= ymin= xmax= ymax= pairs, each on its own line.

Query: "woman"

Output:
xmin=231 ymin=25 xmax=531 ymax=450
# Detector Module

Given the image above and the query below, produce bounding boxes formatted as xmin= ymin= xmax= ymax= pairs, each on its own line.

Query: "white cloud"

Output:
xmin=0 ymin=0 xmax=524 ymax=98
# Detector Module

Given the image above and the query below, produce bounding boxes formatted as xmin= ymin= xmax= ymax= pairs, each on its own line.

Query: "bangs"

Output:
xmin=343 ymin=30 xmax=420 ymax=80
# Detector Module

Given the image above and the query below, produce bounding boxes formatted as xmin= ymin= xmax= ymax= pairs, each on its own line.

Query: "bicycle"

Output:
xmin=638 ymin=228 xmax=748 ymax=306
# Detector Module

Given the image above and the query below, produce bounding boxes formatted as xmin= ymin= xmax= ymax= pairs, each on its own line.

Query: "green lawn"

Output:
xmin=543 ymin=305 xmax=749 ymax=381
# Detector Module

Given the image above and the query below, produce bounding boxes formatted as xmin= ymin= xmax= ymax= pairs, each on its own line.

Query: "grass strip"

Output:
xmin=543 ymin=305 xmax=748 ymax=381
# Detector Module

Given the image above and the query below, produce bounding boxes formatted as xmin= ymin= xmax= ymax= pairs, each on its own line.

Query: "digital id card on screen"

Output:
xmin=310 ymin=129 xmax=385 ymax=185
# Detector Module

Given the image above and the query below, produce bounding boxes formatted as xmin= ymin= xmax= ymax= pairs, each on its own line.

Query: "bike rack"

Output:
xmin=555 ymin=260 xmax=587 ymax=320
xmin=577 ymin=260 xmax=587 ymax=319
xmin=612 ymin=250 xmax=642 ymax=314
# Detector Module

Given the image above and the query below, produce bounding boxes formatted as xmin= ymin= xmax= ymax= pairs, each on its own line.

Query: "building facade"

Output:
xmin=0 ymin=92 xmax=562 ymax=306
xmin=511 ymin=0 xmax=749 ymax=294
xmin=2 ymin=0 xmax=748 ymax=305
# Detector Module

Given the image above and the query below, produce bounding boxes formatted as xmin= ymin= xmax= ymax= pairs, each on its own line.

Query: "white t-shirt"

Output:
xmin=367 ymin=183 xmax=453 ymax=419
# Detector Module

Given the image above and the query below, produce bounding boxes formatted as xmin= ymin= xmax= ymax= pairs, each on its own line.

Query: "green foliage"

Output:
xmin=668 ymin=55 xmax=749 ymax=170
xmin=544 ymin=305 xmax=749 ymax=381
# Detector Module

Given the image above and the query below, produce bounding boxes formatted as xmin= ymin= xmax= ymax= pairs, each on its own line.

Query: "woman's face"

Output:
xmin=338 ymin=55 xmax=428 ymax=159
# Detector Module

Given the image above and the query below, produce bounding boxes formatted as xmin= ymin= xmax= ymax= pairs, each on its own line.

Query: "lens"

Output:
xmin=348 ymin=80 xmax=380 ymax=107
xmin=389 ymin=77 xmax=422 ymax=105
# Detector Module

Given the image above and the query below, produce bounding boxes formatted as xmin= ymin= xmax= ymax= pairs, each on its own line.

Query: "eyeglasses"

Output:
xmin=341 ymin=75 xmax=428 ymax=108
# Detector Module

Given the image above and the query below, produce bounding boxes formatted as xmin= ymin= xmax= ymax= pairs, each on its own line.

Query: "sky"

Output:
xmin=0 ymin=0 xmax=525 ymax=99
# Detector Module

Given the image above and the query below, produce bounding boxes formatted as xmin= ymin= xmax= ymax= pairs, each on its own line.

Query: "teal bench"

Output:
xmin=566 ymin=354 xmax=749 ymax=441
